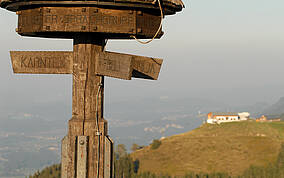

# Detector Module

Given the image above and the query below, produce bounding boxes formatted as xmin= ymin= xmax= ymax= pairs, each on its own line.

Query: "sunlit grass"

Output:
xmin=132 ymin=121 xmax=284 ymax=176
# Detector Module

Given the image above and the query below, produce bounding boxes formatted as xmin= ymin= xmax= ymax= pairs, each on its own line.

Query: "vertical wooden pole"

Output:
xmin=72 ymin=35 xmax=105 ymax=121
xmin=65 ymin=35 xmax=108 ymax=178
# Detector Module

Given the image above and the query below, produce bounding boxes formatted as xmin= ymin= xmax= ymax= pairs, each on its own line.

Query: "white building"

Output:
xmin=238 ymin=112 xmax=250 ymax=121
xmin=207 ymin=112 xmax=249 ymax=124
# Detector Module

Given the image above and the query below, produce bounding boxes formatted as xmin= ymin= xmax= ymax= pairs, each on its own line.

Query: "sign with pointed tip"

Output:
xmin=96 ymin=51 xmax=163 ymax=80
xmin=10 ymin=51 xmax=73 ymax=74
xmin=10 ymin=50 xmax=163 ymax=80
xmin=132 ymin=56 xmax=163 ymax=80
xmin=96 ymin=51 xmax=133 ymax=80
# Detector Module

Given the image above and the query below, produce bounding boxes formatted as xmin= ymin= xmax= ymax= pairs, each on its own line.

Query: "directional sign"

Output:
xmin=96 ymin=51 xmax=133 ymax=80
xmin=132 ymin=55 xmax=163 ymax=80
xmin=96 ymin=51 xmax=163 ymax=80
xmin=10 ymin=50 xmax=162 ymax=80
xmin=10 ymin=51 xmax=73 ymax=74
xmin=16 ymin=7 xmax=163 ymax=39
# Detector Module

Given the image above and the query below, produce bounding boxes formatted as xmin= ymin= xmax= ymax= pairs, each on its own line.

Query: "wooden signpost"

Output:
xmin=10 ymin=50 xmax=162 ymax=80
xmin=10 ymin=39 xmax=163 ymax=178
xmin=1 ymin=0 xmax=184 ymax=177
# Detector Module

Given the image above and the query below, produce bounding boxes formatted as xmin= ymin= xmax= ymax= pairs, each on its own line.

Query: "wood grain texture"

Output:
xmin=96 ymin=51 xmax=133 ymax=80
xmin=1 ymin=0 xmax=183 ymax=15
xmin=132 ymin=55 xmax=163 ymax=80
xmin=18 ymin=7 xmax=136 ymax=34
xmin=61 ymin=136 xmax=69 ymax=178
xmin=96 ymin=51 xmax=163 ymax=80
xmin=76 ymin=136 xmax=88 ymax=178
xmin=104 ymin=136 xmax=114 ymax=178
xmin=16 ymin=7 xmax=164 ymax=39
xmin=90 ymin=8 xmax=136 ymax=34
xmin=10 ymin=51 xmax=73 ymax=74
xmin=67 ymin=36 xmax=108 ymax=178
xmin=136 ymin=11 xmax=162 ymax=37
xmin=67 ymin=119 xmax=109 ymax=178
xmin=17 ymin=8 xmax=42 ymax=33
xmin=72 ymin=36 xmax=105 ymax=120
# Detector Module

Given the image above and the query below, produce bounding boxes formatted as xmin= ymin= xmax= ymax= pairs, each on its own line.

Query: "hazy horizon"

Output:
xmin=1 ymin=0 xmax=284 ymax=113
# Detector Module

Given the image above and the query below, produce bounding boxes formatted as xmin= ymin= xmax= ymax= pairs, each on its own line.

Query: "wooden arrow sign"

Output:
xmin=132 ymin=55 xmax=163 ymax=80
xmin=10 ymin=51 xmax=163 ymax=80
xmin=96 ymin=51 xmax=163 ymax=80
xmin=96 ymin=51 xmax=133 ymax=80
xmin=10 ymin=51 xmax=73 ymax=74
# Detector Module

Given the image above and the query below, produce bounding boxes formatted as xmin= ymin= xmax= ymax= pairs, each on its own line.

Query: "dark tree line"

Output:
xmin=28 ymin=164 xmax=61 ymax=178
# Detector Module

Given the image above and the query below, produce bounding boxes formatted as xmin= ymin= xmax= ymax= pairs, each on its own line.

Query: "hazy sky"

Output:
xmin=1 ymin=0 xmax=284 ymax=112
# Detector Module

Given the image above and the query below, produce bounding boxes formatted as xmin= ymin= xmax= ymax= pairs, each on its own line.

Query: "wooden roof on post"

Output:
xmin=0 ymin=0 xmax=185 ymax=15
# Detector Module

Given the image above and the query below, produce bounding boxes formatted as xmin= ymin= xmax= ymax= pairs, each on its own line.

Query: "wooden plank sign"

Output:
xmin=96 ymin=51 xmax=163 ymax=80
xmin=90 ymin=8 xmax=136 ymax=34
xmin=132 ymin=55 xmax=163 ymax=80
xmin=11 ymin=50 xmax=162 ymax=80
xmin=16 ymin=7 xmax=163 ymax=39
xmin=10 ymin=51 xmax=73 ymax=74
xmin=96 ymin=51 xmax=133 ymax=80
xmin=17 ymin=7 xmax=136 ymax=34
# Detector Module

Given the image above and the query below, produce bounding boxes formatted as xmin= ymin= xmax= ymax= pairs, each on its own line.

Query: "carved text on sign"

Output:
xmin=99 ymin=56 xmax=121 ymax=72
xmin=133 ymin=59 xmax=156 ymax=75
xmin=20 ymin=55 xmax=66 ymax=69
xmin=18 ymin=7 xmax=136 ymax=33
xmin=96 ymin=52 xmax=133 ymax=80
xmin=132 ymin=57 xmax=163 ymax=80
xmin=10 ymin=51 xmax=163 ymax=79
xmin=96 ymin=52 xmax=163 ymax=80
xmin=16 ymin=7 xmax=164 ymax=39
xmin=90 ymin=15 xmax=134 ymax=26
xmin=10 ymin=51 xmax=73 ymax=74
xmin=20 ymin=14 xmax=135 ymax=26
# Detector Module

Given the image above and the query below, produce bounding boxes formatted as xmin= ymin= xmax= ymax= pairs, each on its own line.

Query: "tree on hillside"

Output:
xmin=115 ymin=154 xmax=135 ymax=178
xmin=131 ymin=144 xmax=144 ymax=152
xmin=151 ymin=139 xmax=161 ymax=150
xmin=116 ymin=144 xmax=127 ymax=158
xmin=29 ymin=164 xmax=60 ymax=178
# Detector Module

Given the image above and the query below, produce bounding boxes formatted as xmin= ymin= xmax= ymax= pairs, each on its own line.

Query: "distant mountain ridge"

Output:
xmin=262 ymin=97 xmax=284 ymax=116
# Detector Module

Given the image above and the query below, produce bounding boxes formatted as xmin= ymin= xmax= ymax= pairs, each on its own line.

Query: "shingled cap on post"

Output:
xmin=0 ymin=0 xmax=184 ymax=15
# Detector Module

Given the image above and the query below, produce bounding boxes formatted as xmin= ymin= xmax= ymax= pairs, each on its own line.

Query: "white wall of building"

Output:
xmin=207 ymin=112 xmax=249 ymax=124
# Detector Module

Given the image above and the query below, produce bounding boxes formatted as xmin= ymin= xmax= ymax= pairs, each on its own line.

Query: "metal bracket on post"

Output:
xmin=76 ymin=136 xmax=89 ymax=178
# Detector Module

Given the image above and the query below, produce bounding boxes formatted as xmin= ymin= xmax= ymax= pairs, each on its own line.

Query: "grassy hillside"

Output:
xmin=131 ymin=121 xmax=284 ymax=176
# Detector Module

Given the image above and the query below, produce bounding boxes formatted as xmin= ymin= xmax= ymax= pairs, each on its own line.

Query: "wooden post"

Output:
xmin=66 ymin=35 xmax=108 ymax=178
xmin=2 ymin=1 xmax=182 ymax=177
xmin=9 ymin=37 xmax=163 ymax=178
